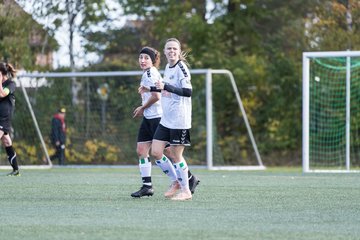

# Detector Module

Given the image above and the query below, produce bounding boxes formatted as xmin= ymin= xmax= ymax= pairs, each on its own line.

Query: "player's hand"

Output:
xmin=133 ymin=106 xmax=144 ymax=118
xmin=155 ymin=80 xmax=164 ymax=90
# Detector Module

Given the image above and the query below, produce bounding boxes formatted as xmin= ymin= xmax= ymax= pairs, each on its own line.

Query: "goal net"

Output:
xmin=2 ymin=70 xmax=264 ymax=170
xmin=303 ymin=51 xmax=360 ymax=172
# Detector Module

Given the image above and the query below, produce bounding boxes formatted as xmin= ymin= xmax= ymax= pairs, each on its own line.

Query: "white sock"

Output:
xmin=139 ymin=157 xmax=152 ymax=187
xmin=155 ymin=155 xmax=177 ymax=182
xmin=174 ymin=161 xmax=189 ymax=190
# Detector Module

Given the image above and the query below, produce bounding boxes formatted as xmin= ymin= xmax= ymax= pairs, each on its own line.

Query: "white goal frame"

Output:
xmin=8 ymin=69 xmax=264 ymax=171
xmin=303 ymin=51 xmax=360 ymax=173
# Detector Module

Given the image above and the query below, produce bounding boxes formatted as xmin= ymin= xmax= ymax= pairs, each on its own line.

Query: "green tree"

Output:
xmin=306 ymin=0 xmax=360 ymax=50
xmin=16 ymin=0 xmax=120 ymax=70
xmin=110 ymin=0 xmax=324 ymax=165
xmin=0 ymin=1 xmax=57 ymax=69
xmin=15 ymin=0 xmax=360 ymax=165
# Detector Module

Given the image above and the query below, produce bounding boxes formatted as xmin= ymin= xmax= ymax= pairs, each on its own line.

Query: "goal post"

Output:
xmin=205 ymin=69 xmax=264 ymax=170
xmin=303 ymin=51 xmax=360 ymax=173
xmin=6 ymin=69 xmax=264 ymax=170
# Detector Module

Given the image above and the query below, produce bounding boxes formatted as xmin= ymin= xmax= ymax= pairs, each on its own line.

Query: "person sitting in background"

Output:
xmin=50 ymin=108 xmax=66 ymax=165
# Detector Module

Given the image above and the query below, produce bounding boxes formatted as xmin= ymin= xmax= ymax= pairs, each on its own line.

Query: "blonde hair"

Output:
xmin=165 ymin=38 xmax=190 ymax=67
xmin=0 ymin=62 xmax=16 ymax=78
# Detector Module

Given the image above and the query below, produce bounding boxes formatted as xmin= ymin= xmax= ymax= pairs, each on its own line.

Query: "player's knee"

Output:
xmin=136 ymin=149 xmax=147 ymax=158
xmin=151 ymin=149 xmax=163 ymax=160
xmin=136 ymin=145 xmax=148 ymax=157
xmin=1 ymin=134 xmax=12 ymax=147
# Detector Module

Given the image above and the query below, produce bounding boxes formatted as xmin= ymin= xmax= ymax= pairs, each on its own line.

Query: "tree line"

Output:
xmin=4 ymin=0 xmax=360 ymax=165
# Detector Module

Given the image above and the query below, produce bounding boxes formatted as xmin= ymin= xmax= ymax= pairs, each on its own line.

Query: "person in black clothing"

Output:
xmin=0 ymin=62 xmax=19 ymax=176
xmin=50 ymin=108 xmax=66 ymax=165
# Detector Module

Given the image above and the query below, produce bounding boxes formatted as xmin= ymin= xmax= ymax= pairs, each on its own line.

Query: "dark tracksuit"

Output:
xmin=50 ymin=114 xmax=66 ymax=165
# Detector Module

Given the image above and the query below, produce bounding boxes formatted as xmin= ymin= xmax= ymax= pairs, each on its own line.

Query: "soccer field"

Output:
xmin=1 ymin=167 xmax=359 ymax=240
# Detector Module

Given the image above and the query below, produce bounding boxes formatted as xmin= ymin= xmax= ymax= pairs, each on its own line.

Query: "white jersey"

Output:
xmin=160 ymin=60 xmax=192 ymax=129
xmin=140 ymin=67 xmax=162 ymax=119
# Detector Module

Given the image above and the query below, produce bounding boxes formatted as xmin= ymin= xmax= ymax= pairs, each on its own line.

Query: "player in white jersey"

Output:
xmin=134 ymin=46 xmax=200 ymax=198
xmin=146 ymin=38 xmax=199 ymax=201
xmin=159 ymin=57 xmax=192 ymax=130
xmin=131 ymin=47 xmax=179 ymax=198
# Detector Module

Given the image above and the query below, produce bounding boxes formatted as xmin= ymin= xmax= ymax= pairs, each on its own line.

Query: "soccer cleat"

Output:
xmin=131 ymin=186 xmax=154 ymax=198
xmin=164 ymin=181 xmax=180 ymax=198
xmin=6 ymin=170 xmax=20 ymax=176
xmin=171 ymin=189 xmax=192 ymax=201
xmin=189 ymin=175 xmax=200 ymax=194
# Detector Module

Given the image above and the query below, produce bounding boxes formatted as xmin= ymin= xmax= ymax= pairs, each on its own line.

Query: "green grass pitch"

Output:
xmin=0 ymin=167 xmax=359 ymax=240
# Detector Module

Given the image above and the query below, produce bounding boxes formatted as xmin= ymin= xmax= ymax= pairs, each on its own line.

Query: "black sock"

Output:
xmin=6 ymin=146 xmax=18 ymax=171
xmin=142 ymin=177 xmax=152 ymax=188
xmin=188 ymin=170 xmax=193 ymax=180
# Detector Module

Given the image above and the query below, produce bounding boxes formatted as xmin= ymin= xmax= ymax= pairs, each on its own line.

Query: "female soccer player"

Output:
xmin=0 ymin=62 xmax=20 ymax=176
xmin=149 ymin=38 xmax=198 ymax=201
xmin=133 ymin=46 xmax=200 ymax=198
xmin=131 ymin=46 xmax=178 ymax=197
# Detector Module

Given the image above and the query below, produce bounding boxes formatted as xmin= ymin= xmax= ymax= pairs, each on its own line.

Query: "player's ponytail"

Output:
xmin=152 ymin=48 xmax=161 ymax=69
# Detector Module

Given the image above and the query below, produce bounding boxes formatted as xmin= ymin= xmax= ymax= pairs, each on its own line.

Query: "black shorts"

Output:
xmin=137 ymin=117 xmax=161 ymax=143
xmin=153 ymin=124 xmax=191 ymax=146
xmin=0 ymin=119 xmax=11 ymax=134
